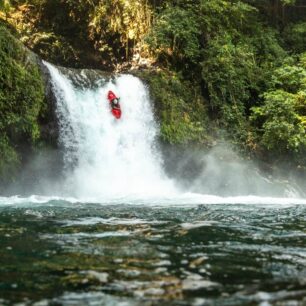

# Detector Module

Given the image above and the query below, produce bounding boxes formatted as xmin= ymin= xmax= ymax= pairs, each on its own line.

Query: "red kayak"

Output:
xmin=107 ymin=90 xmax=121 ymax=119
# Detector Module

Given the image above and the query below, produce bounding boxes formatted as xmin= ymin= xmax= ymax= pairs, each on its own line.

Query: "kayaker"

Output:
xmin=107 ymin=90 xmax=120 ymax=109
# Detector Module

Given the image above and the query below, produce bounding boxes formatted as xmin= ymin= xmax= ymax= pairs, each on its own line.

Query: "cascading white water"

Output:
xmin=45 ymin=62 xmax=176 ymax=199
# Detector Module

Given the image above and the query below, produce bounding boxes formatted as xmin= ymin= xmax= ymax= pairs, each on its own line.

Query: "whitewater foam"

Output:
xmin=45 ymin=62 xmax=175 ymax=198
xmin=1 ymin=194 xmax=306 ymax=207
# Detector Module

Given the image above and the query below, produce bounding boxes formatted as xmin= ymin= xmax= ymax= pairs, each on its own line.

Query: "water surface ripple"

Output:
xmin=1 ymin=200 xmax=306 ymax=305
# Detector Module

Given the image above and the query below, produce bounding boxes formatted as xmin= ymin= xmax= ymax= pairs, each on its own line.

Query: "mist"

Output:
xmin=161 ymin=143 xmax=305 ymax=198
xmin=5 ymin=147 xmax=66 ymax=197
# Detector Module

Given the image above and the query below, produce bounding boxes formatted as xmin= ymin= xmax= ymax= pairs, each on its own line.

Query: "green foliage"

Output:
xmin=147 ymin=0 xmax=258 ymax=70
xmin=251 ymin=90 xmax=306 ymax=152
xmin=271 ymin=63 xmax=306 ymax=92
xmin=137 ymin=69 xmax=209 ymax=145
xmin=281 ymin=0 xmax=296 ymax=4
xmin=199 ymin=0 xmax=257 ymax=38
xmin=283 ymin=22 xmax=306 ymax=54
xmin=300 ymin=52 xmax=306 ymax=69
xmin=88 ymin=0 xmax=152 ymax=59
xmin=146 ymin=6 xmax=200 ymax=66
xmin=144 ymin=0 xmax=292 ymax=153
xmin=0 ymin=136 xmax=19 ymax=184
xmin=0 ymin=25 xmax=45 ymax=184
xmin=246 ymin=0 xmax=299 ymax=26
xmin=201 ymin=35 xmax=254 ymax=144
xmin=5 ymin=0 xmax=153 ymax=66
xmin=200 ymin=30 xmax=286 ymax=146
xmin=202 ymin=34 xmax=258 ymax=109
xmin=251 ymin=57 xmax=306 ymax=160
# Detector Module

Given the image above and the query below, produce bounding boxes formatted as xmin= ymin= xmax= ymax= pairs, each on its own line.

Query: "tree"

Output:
xmin=251 ymin=56 xmax=306 ymax=158
xmin=283 ymin=22 xmax=306 ymax=53
xmin=146 ymin=6 xmax=200 ymax=66
xmin=88 ymin=0 xmax=152 ymax=60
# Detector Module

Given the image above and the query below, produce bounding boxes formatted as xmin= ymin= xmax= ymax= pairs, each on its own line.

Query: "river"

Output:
xmin=1 ymin=64 xmax=306 ymax=305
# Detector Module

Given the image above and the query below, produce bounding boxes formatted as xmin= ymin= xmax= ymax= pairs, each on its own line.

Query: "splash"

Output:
xmin=45 ymin=62 xmax=175 ymax=198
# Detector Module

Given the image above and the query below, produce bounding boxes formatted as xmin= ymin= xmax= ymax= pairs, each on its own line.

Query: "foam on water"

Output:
xmin=45 ymin=62 xmax=175 ymax=198
xmin=1 ymin=194 xmax=306 ymax=207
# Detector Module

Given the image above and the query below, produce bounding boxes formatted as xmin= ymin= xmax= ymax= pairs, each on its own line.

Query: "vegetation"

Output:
xmin=0 ymin=24 xmax=45 ymax=185
xmin=1 ymin=0 xmax=306 ymax=179
xmin=251 ymin=54 xmax=306 ymax=167
xmin=137 ymin=69 xmax=209 ymax=145
xmin=1 ymin=0 xmax=152 ymax=68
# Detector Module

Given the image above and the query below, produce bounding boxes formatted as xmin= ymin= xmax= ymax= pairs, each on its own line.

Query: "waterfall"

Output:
xmin=44 ymin=62 xmax=175 ymax=199
xmin=43 ymin=62 xmax=304 ymax=201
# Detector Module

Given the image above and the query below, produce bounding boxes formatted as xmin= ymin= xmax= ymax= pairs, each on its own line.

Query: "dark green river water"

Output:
xmin=1 ymin=198 xmax=306 ymax=306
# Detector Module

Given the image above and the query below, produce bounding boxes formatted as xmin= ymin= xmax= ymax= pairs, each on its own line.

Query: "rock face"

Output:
xmin=36 ymin=59 xmax=60 ymax=148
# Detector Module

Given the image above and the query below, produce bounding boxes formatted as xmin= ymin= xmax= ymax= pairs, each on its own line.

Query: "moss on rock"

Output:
xmin=0 ymin=24 xmax=46 ymax=186
xmin=135 ymin=69 xmax=211 ymax=146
